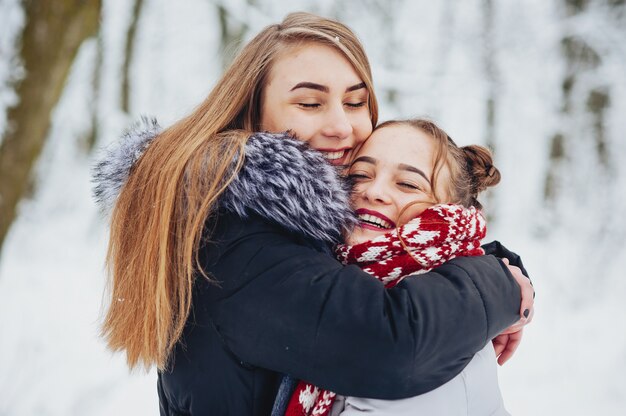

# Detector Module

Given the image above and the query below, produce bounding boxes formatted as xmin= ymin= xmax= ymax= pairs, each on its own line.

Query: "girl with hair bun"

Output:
xmin=286 ymin=119 xmax=520 ymax=416
xmin=93 ymin=12 xmax=533 ymax=416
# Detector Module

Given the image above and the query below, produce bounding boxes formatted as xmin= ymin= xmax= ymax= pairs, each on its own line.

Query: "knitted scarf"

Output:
xmin=284 ymin=204 xmax=487 ymax=416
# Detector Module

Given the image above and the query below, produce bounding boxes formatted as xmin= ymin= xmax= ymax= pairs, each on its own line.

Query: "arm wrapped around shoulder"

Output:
xmin=207 ymin=216 xmax=522 ymax=399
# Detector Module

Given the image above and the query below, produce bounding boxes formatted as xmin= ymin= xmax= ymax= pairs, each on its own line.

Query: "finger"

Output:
xmin=497 ymin=330 xmax=523 ymax=365
xmin=519 ymin=281 xmax=535 ymax=322
xmin=520 ymin=276 xmax=534 ymax=316
xmin=492 ymin=336 xmax=506 ymax=356
xmin=507 ymin=264 xmax=534 ymax=321
xmin=497 ymin=347 xmax=514 ymax=366
xmin=524 ymin=307 xmax=535 ymax=325
xmin=501 ymin=257 xmax=510 ymax=265
xmin=501 ymin=320 xmax=524 ymax=334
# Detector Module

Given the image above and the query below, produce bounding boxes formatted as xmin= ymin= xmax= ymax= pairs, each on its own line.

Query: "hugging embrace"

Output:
xmin=93 ymin=11 xmax=534 ymax=416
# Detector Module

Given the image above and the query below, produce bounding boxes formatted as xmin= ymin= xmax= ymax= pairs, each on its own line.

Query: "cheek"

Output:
xmin=260 ymin=93 xmax=295 ymax=133
xmin=287 ymin=120 xmax=316 ymax=144
xmin=353 ymin=114 xmax=373 ymax=145
xmin=396 ymin=198 xmax=431 ymax=225
xmin=261 ymin=114 xmax=277 ymax=132
xmin=260 ymin=102 xmax=282 ymax=132
xmin=348 ymin=184 xmax=363 ymax=206
xmin=261 ymin=111 xmax=305 ymax=140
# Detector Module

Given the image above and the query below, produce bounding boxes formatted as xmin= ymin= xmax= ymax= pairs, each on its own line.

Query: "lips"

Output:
xmin=318 ymin=148 xmax=350 ymax=165
xmin=354 ymin=208 xmax=396 ymax=230
xmin=322 ymin=150 xmax=345 ymax=160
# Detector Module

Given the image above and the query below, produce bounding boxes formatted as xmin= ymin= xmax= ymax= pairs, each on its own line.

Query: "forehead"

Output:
xmin=266 ymin=42 xmax=363 ymax=88
xmin=358 ymin=124 xmax=436 ymax=165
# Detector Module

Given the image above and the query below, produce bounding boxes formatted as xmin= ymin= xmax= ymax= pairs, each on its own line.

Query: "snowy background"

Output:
xmin=1 ymin=0 xmax=625 ymax=414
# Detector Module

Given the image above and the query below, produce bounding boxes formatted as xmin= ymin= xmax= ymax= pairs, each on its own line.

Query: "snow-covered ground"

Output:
xmin=1 ymin=0 xmax=625 ymax=414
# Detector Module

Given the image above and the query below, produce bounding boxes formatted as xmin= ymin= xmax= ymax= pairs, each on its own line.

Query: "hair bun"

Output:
xmin=462 ymin=145 xmax=501 ymax=195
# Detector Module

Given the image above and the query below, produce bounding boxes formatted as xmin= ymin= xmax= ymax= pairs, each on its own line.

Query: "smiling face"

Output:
xmin=346 ymin=124 xmax=452 ymax=245
xmin=259 ymin=42 xmax=373 ymax=166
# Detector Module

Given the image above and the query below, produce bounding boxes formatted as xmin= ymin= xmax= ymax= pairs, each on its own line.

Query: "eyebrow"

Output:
xmin=346 ymin=82 xmax=367 ymax=92
xmin=290 ymin=81 xmax=367 ymax=93
xmin=398 ymin=163 xmax=431 ymax=184
xmin=350 ymin=156 xmax=376 ymax=166
xmin=351 ymin=157 xmax=431 ymax=184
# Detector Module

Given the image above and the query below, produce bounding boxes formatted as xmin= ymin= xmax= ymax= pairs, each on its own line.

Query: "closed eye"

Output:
xmin=348 ymin=173 xmax=369 ymax=180
xmin=298 ymin=103 xmax=320 ymax=108
xmin=346 ymin=101 xmax=367 ymax=108
xmin=399 ymin=182 xmax=422 ymax=191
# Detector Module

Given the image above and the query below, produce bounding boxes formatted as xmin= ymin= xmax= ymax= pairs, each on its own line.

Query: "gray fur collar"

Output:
xmin=92 ymin=118 xmax=355 ymax=243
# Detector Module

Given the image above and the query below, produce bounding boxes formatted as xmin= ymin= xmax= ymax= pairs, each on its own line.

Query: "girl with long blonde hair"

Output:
xmin=93 ymin=12 xmax=533 ymax=415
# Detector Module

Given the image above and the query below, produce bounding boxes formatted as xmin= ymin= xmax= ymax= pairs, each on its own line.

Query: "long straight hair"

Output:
xmin=102 ymin=12 xmax=379 ymax=370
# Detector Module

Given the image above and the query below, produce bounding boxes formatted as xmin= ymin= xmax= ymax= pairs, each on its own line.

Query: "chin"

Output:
xmin=346 ymin=230 xmax=378 ymax=245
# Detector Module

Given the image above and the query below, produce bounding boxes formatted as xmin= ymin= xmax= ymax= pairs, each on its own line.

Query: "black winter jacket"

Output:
xmin=93 ymin=122 xmax=524 ymax=416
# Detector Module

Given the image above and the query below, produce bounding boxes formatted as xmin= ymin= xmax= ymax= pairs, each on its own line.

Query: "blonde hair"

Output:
xmin=375 ymin=119 xmax=500 ymax=210
xmin=102 ymin=12 xmax=378 ymax=371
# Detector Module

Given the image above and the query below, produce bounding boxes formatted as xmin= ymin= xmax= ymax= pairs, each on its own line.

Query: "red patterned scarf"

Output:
xmin=285 ymin=204 xmax=487 ymax=416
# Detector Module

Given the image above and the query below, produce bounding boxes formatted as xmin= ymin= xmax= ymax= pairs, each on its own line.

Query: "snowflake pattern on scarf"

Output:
xmin=335 ymin=204 xmax=486 ymax=287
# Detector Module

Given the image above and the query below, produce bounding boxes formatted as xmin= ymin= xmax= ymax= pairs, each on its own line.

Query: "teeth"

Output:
xmin=358 ymin=213 xmax=392 ymax=229
xmin=323 ymin=150 xmax=345 ymax=160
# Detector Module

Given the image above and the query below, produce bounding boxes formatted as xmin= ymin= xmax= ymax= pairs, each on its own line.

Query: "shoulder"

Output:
xmin=221 ymin=132 xmax=354 ymax=244
xmin=92 ymin=123 xmax=355 ymax=245
xmin=206 ymin=211 xmax=330 ymax=264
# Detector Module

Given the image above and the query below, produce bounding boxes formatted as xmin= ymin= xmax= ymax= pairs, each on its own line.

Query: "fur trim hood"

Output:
xmin=92 ymin=118 xmax=356 ymax=243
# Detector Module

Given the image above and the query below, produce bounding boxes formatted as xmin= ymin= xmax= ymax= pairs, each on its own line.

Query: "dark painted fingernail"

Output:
xmin=533 ymin=291 xmax=535 ymax=299
xmin=523 ymin=309 xmax=530 ymax=318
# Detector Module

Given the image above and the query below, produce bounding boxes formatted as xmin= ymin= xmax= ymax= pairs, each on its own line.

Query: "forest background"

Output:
xmin=1 ymin=0 xmax=625 ymax=414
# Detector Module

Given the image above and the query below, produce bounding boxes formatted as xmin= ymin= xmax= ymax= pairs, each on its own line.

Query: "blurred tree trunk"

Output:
xmin=0 ymin=0 xmax=101 ymax=253
xmin=216 ymin=2 xmax=248 ymax=70
xmin=121 ymin=0 xmax=144 ymax=113
xmin=544 ymin=0 xmax=602 ymax=205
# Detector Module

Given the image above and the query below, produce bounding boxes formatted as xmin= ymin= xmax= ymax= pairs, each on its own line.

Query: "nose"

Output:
xmin=358 ymin=178 xmax=391 ymax=205
xmin=321 ymin=104 xmax=353 ymax=142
